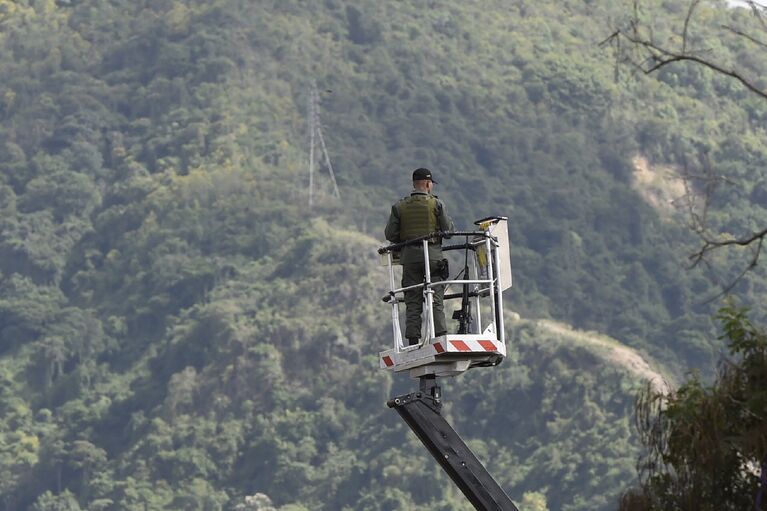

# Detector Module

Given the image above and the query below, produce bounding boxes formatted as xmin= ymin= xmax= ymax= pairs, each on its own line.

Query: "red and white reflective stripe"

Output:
xmin=450 ymin=340 xmax=471 ymax=351
xmin=382 ymin=339 xmax=500 ymax=368
xmin=478 ymin=340 xmax=496 ymax=351
xmin=447 ymin=339 xmax=499 ymax=352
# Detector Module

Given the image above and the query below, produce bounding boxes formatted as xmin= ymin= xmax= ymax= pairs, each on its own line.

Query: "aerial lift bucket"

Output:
xmin=378 ymin=217 xmax=511 ymax=378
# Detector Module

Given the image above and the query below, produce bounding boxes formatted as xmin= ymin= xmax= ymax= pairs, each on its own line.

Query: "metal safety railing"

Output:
xmin=378 ymin=230 xmax=505 ymax=352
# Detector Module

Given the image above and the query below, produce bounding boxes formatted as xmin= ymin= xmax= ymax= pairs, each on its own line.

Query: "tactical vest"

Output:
xmin=399 ymin=194 xmax=438 ymax=240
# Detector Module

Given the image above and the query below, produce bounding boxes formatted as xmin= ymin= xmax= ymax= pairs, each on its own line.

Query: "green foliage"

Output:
xmin=520 ymin=491 xmax=550 ymax=511
xmin=0 ymin=0 xmax=764 ymax=510
xmin=619 ymin=303 xmax=767 ymax=510
xmin=30 ymin=490 xmax=82 ymax=511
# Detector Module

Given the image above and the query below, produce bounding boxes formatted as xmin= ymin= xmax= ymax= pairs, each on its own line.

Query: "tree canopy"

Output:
xmin=619 ymin=303 xmax=767 ymax=511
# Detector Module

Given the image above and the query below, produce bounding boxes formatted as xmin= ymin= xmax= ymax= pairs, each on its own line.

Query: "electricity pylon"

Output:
xmin=307 ymin=82 xmax=340 ymax=208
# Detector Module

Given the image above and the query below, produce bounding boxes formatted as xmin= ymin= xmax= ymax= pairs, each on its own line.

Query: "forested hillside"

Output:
xmin=1 ymin=0 xmax=766 ymax=509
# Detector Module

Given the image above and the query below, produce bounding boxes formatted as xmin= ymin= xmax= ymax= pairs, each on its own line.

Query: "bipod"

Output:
xmin=387 ymin=376 xmax=519 ymax=511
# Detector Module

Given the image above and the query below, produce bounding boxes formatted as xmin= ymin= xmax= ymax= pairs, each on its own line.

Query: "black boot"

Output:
xmin=407 ymin=337 xmax=420 ymax=346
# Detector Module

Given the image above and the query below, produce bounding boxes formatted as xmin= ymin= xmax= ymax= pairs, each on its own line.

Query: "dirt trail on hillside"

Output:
xmin=536 ymin=319 xmax=670 ymax=393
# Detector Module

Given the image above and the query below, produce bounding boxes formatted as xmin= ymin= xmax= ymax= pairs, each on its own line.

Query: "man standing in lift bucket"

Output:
xmin=385 ymin=168 xmax=455 ymax=346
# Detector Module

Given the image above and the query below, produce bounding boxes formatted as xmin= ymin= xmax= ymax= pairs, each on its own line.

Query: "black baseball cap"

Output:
xmin=412 ymin=167 xmax=437 ymax=183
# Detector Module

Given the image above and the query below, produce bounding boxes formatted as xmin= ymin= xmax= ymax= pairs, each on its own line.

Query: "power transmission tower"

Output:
xmin=307 ymin=82 xmax=340 ymax=208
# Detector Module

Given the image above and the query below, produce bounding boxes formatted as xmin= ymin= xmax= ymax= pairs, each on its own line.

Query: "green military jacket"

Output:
xmin=385 ymin=191 xmax=455 ymax=263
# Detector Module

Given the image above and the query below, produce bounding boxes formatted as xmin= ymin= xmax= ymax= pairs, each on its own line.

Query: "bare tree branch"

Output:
xmin=673 ymin=152 xmax=767 ymax=299
xmin=682 ymin=0 xmax=702 ymax=53
xmin=721 ymin=24 xmax=767 ymax=49
xmin=604 ymin=1 xmax=767 ymax=290
xmin=692 ymin=228 xmax=767 ymax=259
xmin=622 ymin=35 xmax=767 ymax=99
xmin=602 ymin=1 xmax=767 ymax=100
xmin=747 ymin=1 xmax=767 ymax=32
xmin=695 ymin=235 xmax=764 ymax=304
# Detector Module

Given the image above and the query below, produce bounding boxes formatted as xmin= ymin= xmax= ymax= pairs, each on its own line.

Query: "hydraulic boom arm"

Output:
xmin=387 ymin=377 xmax=519 ymax=511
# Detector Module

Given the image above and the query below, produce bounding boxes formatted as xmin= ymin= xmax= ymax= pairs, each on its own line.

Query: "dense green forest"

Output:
xmin=1 ymin=0 xmax=766 ymax=509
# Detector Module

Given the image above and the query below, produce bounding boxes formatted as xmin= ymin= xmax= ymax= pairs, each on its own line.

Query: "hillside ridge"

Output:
xmin=522 ymin=317 xmax=671 ymax=392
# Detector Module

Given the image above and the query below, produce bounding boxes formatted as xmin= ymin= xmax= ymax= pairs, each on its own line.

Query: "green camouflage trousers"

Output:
xmin=402 ymin=259 xmax=446 ymax=341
